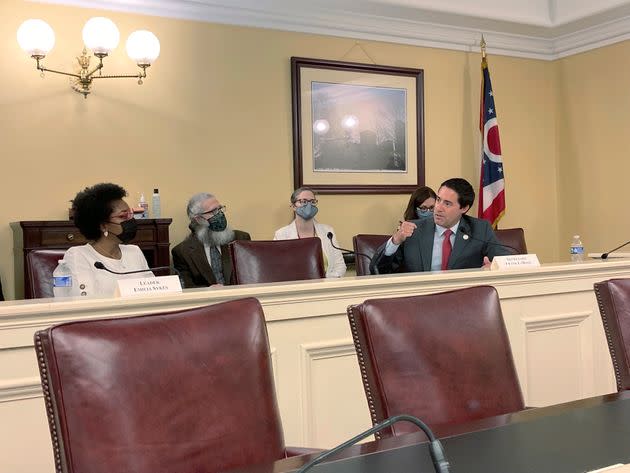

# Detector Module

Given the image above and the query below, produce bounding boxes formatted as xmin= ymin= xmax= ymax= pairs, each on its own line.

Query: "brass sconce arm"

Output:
xmin=34 ymin=56 xmax=82 ymax=80
xmin=92 ymin=65 xmax=149 ymax=81
xmin=32 ymin=50 xmax=150 ymax=98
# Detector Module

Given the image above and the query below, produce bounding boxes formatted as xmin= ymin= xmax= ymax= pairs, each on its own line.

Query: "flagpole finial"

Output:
xmin=480 ymin=34 xmax=487 ymax=59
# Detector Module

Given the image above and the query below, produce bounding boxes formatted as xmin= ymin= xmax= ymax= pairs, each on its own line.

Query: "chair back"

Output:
xmin=495 ymin=228 xmax=528 ymax=254
xmin=348 ymin=285 xmax=524 ymax=438
xmin=352 ymin=234 xmax=390 ymax=276
xmin=35 ymin=298 xmax=286 ymax=473
xmin=27 ymin=249 xmax=66 ymax=298
xmin=594 ymin=278 xmax=630 ymax=391
xmin=229 ymin=238 xmax=324 ymax=284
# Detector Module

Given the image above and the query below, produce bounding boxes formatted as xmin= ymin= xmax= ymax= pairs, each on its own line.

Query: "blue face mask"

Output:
xmin=416 ymin=208 xmax=433 ymax=220
xmin=296 ymin=202 xmax=319 ymax=220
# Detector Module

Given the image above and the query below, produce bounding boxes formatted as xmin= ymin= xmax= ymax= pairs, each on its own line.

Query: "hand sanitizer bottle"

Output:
xmin=139 ymin=193 xmax=149 ymax=219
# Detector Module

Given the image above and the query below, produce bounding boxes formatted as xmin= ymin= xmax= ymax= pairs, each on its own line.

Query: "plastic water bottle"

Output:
xmin=570 ymin=235 xmax=584 ymax=263
xmin=52 ymin=260 xmax=73 ymax=297
xmin=152 ymin=188 xmax=161 ymax=218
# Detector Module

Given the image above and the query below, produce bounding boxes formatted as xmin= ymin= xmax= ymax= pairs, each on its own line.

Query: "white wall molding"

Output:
xmin=522 ymin=311 xmax=591 ymax=331
xmin=0 ymin=378 xmax=42 ymax=403
xmin=552 ymin=15 xmax=630 ymax=58
xmin=30 ymin=0 xmax=630 ymax=60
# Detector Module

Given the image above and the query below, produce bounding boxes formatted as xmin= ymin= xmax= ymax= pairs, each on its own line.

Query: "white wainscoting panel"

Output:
xmin=523 ymin=311 xmax=592 ymax=406
xmin=299 ymin=340 xmax=370 ymax=447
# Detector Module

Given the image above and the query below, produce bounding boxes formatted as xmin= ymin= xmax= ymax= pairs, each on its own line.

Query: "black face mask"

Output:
xmin=207 ymin=212 xmax=228 ymax=232
xmin=115 ymin=218 xmax=138 ymax=243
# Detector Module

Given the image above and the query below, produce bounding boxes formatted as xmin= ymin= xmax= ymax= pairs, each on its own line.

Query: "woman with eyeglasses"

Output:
xmin=402 ymin=186 xmax=437 ymax=222
xmin=56 ymin=183 xmax=153 ymax=298
xmin=274 ymin=187 xmax=346 ymax=278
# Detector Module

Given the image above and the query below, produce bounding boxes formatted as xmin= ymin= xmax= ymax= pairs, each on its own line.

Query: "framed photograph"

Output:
xmin=291 ymin=57 xmax=424 ymax=194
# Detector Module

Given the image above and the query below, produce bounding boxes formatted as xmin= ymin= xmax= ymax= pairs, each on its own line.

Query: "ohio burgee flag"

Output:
xmin=477 ymin=54 xmax=505 ymax=228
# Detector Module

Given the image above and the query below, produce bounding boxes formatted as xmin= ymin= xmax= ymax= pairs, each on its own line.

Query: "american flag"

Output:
xmin=477 ymin=55 xmax=505 ymax=228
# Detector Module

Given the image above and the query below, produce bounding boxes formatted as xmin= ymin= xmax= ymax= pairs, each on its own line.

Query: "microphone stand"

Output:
xmin=94 ymin=262 xmax=170 ymax=275
xmin=296 ymin=414 xmax=450 ymax=473
xmin=601 ymin=240 xmax=630 ymax=259
xmin=326 ymin=233 xmax=379 ymax=275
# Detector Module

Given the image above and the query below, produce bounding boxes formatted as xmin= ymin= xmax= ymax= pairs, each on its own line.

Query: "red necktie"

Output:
xmin=441 ymin=229 xmax=452 ymax=270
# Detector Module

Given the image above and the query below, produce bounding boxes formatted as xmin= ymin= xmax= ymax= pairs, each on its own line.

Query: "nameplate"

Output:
xmin=491 ymin=254 xmax=540 ymax=270
xmin=116 ymin=275 xmax=182 ymax=297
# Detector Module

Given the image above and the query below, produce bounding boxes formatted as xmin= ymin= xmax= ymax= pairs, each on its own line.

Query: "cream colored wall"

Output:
xmin=556 ymin=42 xmax=630 ymax=258
xmin=0 ymin=0 xmax=559 ymax=300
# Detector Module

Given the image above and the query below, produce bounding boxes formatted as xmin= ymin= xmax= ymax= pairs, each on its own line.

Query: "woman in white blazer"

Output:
xmin=274 ymin=187 xmax=346 ymax=278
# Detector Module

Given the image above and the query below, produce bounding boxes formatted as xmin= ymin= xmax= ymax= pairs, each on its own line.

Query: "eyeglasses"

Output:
xmin=294 ymin=199 xmax=318 ymax=206
xmin=199 ymin=205 xmax=226 ymax=218
xmin=110 ymin=209 xmax=134 ymax=220
xmin=417 ymin=206 xmax=434 ymax=212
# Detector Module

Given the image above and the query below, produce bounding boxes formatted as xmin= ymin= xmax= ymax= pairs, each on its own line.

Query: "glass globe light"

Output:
xmin=17 ymin=19 xmax=55 ymax=57
xmin=313 ymin=119 xmax=330 ymax=135
xmin=82 ymin=17 xmax=120 ymax=55
xmin=126 ymin=30 xmax=160 ymax=66
xmin=341 ymin=115 xmax=359 ymax=129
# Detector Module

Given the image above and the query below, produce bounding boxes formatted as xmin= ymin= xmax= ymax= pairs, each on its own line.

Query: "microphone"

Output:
xmin=326 ymin=232 xmax=379 ymax=275
xmin=601 ymin=240 xmax=630 ymax=259
xmin=296 ymin=414 xmax=450 ymax=473
xmin=459 ymin=228 xmax=521 ymax=255
xmin=94 ymin=261 xmax=170 ymax=275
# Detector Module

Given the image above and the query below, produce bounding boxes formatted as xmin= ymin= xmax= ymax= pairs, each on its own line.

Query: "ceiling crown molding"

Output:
xmin=552 ymin=14 xmax=630 ymax=58
xmin=32 ymin=0 xmax=630 ymax=60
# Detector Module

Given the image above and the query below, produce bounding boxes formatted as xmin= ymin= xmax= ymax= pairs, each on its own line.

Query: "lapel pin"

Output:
xmin=463 ymin=234 xmax=469 ymax=240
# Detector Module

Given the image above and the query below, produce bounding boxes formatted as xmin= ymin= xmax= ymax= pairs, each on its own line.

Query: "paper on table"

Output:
xmin=587 ymin=464 xmax=630 ymax=472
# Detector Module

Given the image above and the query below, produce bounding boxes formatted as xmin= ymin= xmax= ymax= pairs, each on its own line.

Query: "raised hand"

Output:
xmin=392 ymin=221 xmax=417 ymax=245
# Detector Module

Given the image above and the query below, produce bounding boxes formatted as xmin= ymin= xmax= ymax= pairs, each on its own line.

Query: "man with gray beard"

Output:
xmin=172 ymin=192 xmax=250 ymax=288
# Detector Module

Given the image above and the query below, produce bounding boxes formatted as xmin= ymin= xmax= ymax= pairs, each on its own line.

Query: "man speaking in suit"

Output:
xmin=370 ymin=177 xmax=510 ymax=274
xmin=172 ymin=192 xmax=250 ymax=288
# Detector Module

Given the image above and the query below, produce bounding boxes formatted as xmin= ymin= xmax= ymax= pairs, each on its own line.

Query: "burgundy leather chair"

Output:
xmin=352 ymin=234 xmax=390 ymax=276
xmin=27 ymin=249 xmax=66 ymax=299
xmin=35 ymin=298 xmax=316 ymax=473
xmin=229 ymin=238 xmax=325 ymax=284
xmin=594 ymin=278 xmax=630 ymax=392
xmin=495 ymin=228 xmax=528 ymax=254
xmin=348 ymin=285 xmax=525 ymax=438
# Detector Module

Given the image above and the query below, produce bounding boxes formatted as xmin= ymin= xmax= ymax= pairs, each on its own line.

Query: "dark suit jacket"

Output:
xmin=371 ymin=215 xmax=511 ymax=274
xmin=171 ymin=230 xmax=251 ymax=288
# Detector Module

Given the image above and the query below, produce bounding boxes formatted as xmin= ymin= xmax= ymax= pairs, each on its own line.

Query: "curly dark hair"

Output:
xmin=403 ymin=186 xmax=437 ymax=221
xmin=72 ymin=183 xmax=128 ymax=240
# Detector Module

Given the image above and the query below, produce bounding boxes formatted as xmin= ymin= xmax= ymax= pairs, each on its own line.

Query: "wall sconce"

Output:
xmin=17 ymin=17 xmax=160 ymax=98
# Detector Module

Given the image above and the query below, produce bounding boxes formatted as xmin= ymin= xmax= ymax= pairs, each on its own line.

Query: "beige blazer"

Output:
xmin=273 ymin=220 xmax=346 ymax=278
